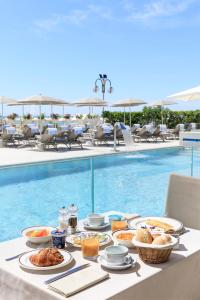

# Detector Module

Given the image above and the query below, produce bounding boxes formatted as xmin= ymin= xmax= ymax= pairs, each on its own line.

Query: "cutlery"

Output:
xmin=44 ymin=263 xmax=90 ymax=285
xmin=5 ymin=244 xmax=48 ymax=261
xmin=5 ymin=251 xmax=27 ymax=261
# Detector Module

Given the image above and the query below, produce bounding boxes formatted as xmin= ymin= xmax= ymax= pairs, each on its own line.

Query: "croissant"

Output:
xmin=30 ymin=248 xmax=64 ymax=267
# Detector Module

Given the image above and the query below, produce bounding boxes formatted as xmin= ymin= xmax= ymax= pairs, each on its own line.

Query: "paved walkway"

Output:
xmin=0 ymin=140 xmax=179 ymax=167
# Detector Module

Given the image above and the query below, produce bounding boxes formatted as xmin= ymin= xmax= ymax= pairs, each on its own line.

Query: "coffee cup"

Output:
xmin=104 ymin=245 xmax=128 ymax=265
xmin=88 ymin=213 xmax=105 ymax=227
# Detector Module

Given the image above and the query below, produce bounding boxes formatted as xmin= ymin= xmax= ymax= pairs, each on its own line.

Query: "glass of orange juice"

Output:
xmin=111 ymin=220 xmax=128 ymax=232
xmin=81 ymin=237 xmax=99 ymax=259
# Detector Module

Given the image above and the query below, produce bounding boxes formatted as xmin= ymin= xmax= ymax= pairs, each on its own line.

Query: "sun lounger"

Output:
xmin=170 ymin=124 xmax=184 ymax=139
xmin=131 ymin=124 xmax=141 ymax=135
xmin=134 ymin=125 xmax=154 ymax=142
xmin=94 ymin=126 xmax=113 ymax=145
xmin=1 ymin=130 xmax=16 ymax=147
xmin=40 ymin=133 xmax=57 ymax=150
xmin=14 ymin=125 xmax=37 ymax=148
xmin=152 ymin=125 xmax=171 ymax=142
xmin=65 ymin=129 xmax=83 ymax=149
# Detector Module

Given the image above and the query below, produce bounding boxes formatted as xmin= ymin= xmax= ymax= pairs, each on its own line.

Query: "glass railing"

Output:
xmin=0 ymin=146 xmax=200 ymax=242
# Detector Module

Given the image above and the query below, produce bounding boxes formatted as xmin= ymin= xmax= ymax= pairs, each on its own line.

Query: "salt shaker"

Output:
xmin=67 ymin=204 xmax=78 ymax=234
xmin=58 ymin=206 xmax=68 ymax=231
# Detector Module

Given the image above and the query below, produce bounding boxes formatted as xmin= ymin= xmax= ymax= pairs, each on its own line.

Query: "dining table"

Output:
xmin=0 ymin=211 xmax=200 ymax=300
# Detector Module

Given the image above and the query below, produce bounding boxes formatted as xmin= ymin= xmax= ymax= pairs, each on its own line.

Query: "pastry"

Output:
xmin=135 ymin=229 xmax=153 ymax=244
xmin=145 ymin=219 xmax=174 ymax=233
xmin=116 ymin=232 xmax=135 ymax=241
xmin=30 ymin=248 xmax=64 ymax=267
xmin=152 ymin=235 xmax=172 ymax=245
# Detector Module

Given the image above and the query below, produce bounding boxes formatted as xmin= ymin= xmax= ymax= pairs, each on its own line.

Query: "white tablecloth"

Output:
xmin=0 ymin=212 xmax=200 ymax=300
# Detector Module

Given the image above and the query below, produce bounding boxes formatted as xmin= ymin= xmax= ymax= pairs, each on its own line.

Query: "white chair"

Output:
xmin=165 ymin=174 xmax=200 ymax=230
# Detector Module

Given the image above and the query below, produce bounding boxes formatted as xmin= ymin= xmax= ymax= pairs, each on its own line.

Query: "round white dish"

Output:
xmin=132 ymin=234 xmax=178 ymax=249
xmin=128 ymin=217 xmax=183 ymax=233
xmin=83 ymin=221 xmax=110 ymax=230
xmin=87 ymin=213 xmax=105 ymax=227
xmin=21 ymin=226 xmax=56 ymax=244
xmin=104 ymin=245 xmax=128 ymax=265
xmin=98 ymin=254 xmax=135 ymax=270
xmin=112 ymin=229 xmax=136 ymax=248
xmin=19 ymin=249 xmax=73 ymax=271
xmin=66 ymin=231 xmax=112 ymax=248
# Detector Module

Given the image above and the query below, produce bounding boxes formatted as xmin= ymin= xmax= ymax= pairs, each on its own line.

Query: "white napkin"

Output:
xmin=48 ymin=266 xmax=109 ymax=297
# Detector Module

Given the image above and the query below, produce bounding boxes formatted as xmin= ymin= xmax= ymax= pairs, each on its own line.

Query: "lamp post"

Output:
xmin=93 ymin=74 xmax=113 ymax=120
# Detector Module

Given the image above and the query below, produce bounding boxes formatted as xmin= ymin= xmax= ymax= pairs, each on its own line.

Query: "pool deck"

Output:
xmin=0 ymin=140 xmax=180 ymax=167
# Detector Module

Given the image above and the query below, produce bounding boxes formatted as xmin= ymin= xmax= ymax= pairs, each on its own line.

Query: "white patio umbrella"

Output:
xmin=112 ymin=98 xmax=147 ymax=127
xmin=8 ymin=101 xmax=25 ymax=118
xmin=73 ymin=97 xmax=107 ymax=107
xmin=0 ymin=96 xmax=17 ymax=124
xmin=150 ymin=99 xmax=177 ymax=124
xmin=73 ymin=97 xmax=108 ymax=121
xmin=17 ymin=94 xmax=68 ymax=132
xmin=168 ymin=85 xmax=200 ymax=101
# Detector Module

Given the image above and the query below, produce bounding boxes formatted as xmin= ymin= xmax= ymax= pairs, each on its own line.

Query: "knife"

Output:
xmin=5 ymin=251 xmax=27 ymax=261
xmin=44 ymin=263 xmax=90 ymax=285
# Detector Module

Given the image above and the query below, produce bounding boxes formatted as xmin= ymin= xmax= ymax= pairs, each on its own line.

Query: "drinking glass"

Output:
xmin=81 ymin=237 xmax=99 ymax=259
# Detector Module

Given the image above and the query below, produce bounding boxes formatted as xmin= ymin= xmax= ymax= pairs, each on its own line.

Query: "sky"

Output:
xmin=0 ymin=0 xmax=200 ymax=116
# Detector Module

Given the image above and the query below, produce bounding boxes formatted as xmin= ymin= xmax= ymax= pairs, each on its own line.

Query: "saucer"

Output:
xmin=98 ymin=254 xmax=135 ymax=270
xmin=83 ymin=221 xmax=110 ymax=230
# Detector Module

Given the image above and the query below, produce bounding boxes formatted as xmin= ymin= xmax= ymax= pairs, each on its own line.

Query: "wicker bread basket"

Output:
xmin=133 ymin=235 xmax=178 ymax=264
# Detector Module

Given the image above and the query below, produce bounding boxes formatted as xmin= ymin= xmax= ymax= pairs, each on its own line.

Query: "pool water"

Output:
xmin=0 ymin=147 xmax=199 ymax=242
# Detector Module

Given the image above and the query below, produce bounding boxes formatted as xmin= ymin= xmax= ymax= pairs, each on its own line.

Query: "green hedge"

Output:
xmin=103 ymin=107 xmax=200 ymax=128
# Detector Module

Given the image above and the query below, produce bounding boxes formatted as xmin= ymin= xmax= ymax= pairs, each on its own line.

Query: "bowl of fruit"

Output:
xmin=21 ymin=226 xmax=56 ymax=244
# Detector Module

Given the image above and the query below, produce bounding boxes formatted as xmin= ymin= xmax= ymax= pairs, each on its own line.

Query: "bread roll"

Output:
xmin=152 ymin=235 xmax=171 ymax=245
xmin=135 ymin=229 xmax=153 ymax=244
xmin=162 ymin=234 xmax=171 ymax=243
xmin=152 ymin=233 xmax=160 ymax=240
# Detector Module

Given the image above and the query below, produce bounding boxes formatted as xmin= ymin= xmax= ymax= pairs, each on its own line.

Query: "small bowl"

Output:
xmin=88 ymin=213 xmax=105 ymax=227
xmin=21 ymin=226 xmax=55 ymax=244
xmin=104 ymin=245 xmax=129 ymax=265
xmin=108 ymin=214 xmax=123 ymax=223
xmin=112 ymin=229 xmax=136 ymax=248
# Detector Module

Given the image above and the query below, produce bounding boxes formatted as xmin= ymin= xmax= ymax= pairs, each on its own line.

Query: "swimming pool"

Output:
xmin=0 ymin=147 xmax=199 ymax=242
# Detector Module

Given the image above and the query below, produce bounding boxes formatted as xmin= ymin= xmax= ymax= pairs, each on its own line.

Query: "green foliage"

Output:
xmin=23 ymin=113 xmax=32 ymax=120
xmin=38 ymin=113 xmax=45 ymax=120
xmin=51 ymin=113 xmax=60 ymax=119
xmin=7 ymin=113 xmax=18 ymax=120
xmin=64 ymin=114 xmax=71 ymax=119
xmin=103 ymin=107 xmax=200 ymax=128
xmin=87 ymin=113 xmax=99 ymax=119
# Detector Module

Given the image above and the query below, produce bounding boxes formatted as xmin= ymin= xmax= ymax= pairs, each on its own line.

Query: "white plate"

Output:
xmin=21 ymin=226 xmax=56 ymax=244
xmin=19 ymin=249 xmax=73 ymax=271
xmin=112 ymin=229 xmax=136 ymax=248
xmin=66 ymin=231 xmax=112 ymax=248
xmin=83 ymin=221 xmax=110 ymax=230
xmin=128 ymin=217 xmax=183 ymax=233
xmin=98 ymin=254 xmax=135 ymax=270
